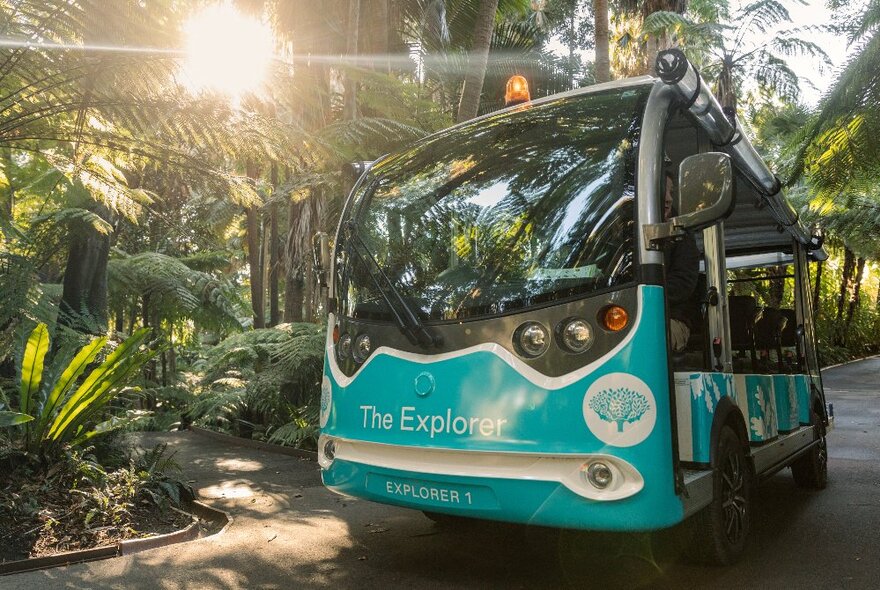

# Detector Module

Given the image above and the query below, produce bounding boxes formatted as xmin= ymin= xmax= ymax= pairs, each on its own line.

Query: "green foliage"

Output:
xmin=0 ymin=442 xmax=191 ymax=558
xmin=193 ymin=323 xmax=324 ymax=448
xmin=784 ymin=1 xmax=880 ymax=194
xmin=108 ymin=251 xmax=247 ymax=331
xmin=807 ymin=251 xmax=880 ymax=365
xmin=2 ymin=324 xmax=156 ymax=456
xmin=0 ymin=254 xmax=61 ymax=352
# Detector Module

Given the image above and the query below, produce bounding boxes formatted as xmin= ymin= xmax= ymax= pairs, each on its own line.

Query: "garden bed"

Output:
xmin=0 ymin=486 xmax=192 ymax=563
xmin=0 ymin=441 xmax=207 ymax=569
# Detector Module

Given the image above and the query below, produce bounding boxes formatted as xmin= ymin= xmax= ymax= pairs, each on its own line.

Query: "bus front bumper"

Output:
xmin=318 ymin=436 xmax=681 ymax=531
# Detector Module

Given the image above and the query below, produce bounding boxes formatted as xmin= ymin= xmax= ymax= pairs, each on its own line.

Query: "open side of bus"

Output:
xmin=653 ymin=48 xmax=829 ymax=499
xmin=318 ymin=49 xmax=829 ymax=565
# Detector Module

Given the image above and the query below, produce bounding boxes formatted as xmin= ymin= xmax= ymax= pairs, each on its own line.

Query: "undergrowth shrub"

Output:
xmin=191 ymin=322 xmax=324 ymax=449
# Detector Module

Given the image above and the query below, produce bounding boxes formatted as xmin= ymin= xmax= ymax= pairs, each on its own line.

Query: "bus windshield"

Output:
xmin=336 ymin=86 xmax=648 ymax=323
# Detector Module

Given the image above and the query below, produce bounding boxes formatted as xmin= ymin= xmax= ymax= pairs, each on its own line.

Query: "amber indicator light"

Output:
xmin=505 ymin=75 xmax=530 ymax=106
xmin=332 ymin=324 xmax=340 ymax=343
xmin=602 ymin=306 xmax=628 ymax=332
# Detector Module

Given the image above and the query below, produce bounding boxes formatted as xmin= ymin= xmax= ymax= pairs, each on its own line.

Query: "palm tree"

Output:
xmin=457 ymin=0 xmax=501 ymax=121
xmin=0 ymin=0 xmax=296 ymax=335
xmin=615 ymin=0 xmax=689 ymax=75
xmin=644 ymin=0 xmax=828 ymax=113
xmin=594 ymin=0 xmax=611 ymax=82
xmin=786 ymin=0 xmax=880 ymax=194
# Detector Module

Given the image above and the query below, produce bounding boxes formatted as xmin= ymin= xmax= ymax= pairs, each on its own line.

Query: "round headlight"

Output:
xmin=584 ymin=461 xmax=613 ymax=489
xmin=318 ymin=434 xmax=337 ymax=469
xmin=353 ymin=333 xmax=372 ymax=363
xmin=323 ymin=438 xmax=336 ymax=462
xmin=337 ymin=334 xmax=352 ymax=362
xmin=559 ymin=319 xmax=593 ymax=354
xmin=515 ymin=322 xmax=550 ymax=358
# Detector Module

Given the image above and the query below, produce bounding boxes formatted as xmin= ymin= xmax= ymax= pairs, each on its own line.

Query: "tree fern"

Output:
xmin=193 ymin=322 xmax=325 ymax=446
xmin=108 ymin=252 xmax=247 ymax=330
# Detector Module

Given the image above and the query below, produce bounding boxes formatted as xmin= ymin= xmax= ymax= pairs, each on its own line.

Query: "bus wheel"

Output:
xmin=791 ymin=407 xmax=828 ymax=489
xmin=690 ymin=425 xmax=751 ymax=565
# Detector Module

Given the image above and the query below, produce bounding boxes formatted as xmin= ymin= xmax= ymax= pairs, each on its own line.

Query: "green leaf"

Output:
xmin=19 ymin=323 xmax=49 ymax=416
xmin=47 ymin=329 xmax=153 ymax=444
xmin=0 ymin=411 xmax=34 ymax=427
xmin=72 ymin=410 xmax=148 ymax=445
xmin=35 ymin=335 xmax=107 ymax=440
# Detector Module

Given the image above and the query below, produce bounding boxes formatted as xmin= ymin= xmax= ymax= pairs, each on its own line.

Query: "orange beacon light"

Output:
xmin=505 ymin=75 xmax=530 ymax=106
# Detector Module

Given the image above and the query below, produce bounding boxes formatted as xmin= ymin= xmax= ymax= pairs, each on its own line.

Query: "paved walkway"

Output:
xmin=4 ymin=358 xmax=880 ymax=589
xmin=2 ymin=427 xmax=384 ymax=589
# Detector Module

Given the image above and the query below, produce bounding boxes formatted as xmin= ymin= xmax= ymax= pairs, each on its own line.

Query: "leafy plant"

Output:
xmin=192 ymin=322 xmax=324 ymax=448
xmin=0 ymin=442 xmax=191 ymax=559
xmin=1 ymin=323 xmax=157 ymax=456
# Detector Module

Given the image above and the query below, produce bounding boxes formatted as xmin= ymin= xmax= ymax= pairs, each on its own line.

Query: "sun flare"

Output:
xmin=183 ymin=3 xmax=273 ymax=97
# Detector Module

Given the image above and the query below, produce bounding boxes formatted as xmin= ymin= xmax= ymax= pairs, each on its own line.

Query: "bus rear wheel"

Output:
xmin=791 ymin=407 xmax=828 ymax=489
xmin=690 ymin=425 xmax=751 ymax=565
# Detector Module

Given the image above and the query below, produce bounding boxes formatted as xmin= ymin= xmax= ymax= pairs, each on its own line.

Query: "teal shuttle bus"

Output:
xmin=318 ymin=50 xmax=830 ymax=564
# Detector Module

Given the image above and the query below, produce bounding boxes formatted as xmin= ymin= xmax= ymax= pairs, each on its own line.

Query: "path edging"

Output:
xmin=0 ymin=500 xmax=230 ymax=576
xmin=822 ymin=353 xmax=880 ymax=372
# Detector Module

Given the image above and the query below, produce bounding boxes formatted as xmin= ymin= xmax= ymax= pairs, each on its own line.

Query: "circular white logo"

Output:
xmin=320 ymin=376 xmax=332 ymax=428
xmin=583 ymin=373 xmax=656 ymax=447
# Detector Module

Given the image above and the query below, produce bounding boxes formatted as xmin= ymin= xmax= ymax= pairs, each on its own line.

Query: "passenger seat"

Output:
xmin=728 ymin=295 xmax=762 ymax=372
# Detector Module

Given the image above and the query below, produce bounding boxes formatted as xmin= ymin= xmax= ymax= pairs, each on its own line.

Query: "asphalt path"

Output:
xmin=4 ymin=358 xmax=879 ymax=589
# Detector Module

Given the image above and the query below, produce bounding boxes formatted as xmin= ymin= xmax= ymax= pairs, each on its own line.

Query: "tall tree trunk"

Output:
xmin=269 ymin=164 xmax=281 ymax=326
xmin=836 ymin=247 xmax=855 ymax=322
xmin=304 ymin=254 xmax=314 ymax=322
xmin=344 ymin=0 xmax=361 ymax=120
xmin=2 ymin=148 xmax=14 ymax=217
xmin=716 ymin=59 xmax=737 ymax=115
xmin=140 ymin=294 xmax=155 ymax=384
xmin=363 ymin=0 xmax=391 ymax=72
xmin=245 ymin=161 xmax=265 ymax=329
xmin=456 ymin=0 xmax=499 ymax=122
xmin=246 ymin=206 xmax=265 ymax=329
xmin=114 ymin=304 xmax=124 ymax=333
xmin=283 ymin=198 xmax=304 ymax=322
xmin=261 ymin=216 xmax=270 ymax=322
xmin=59 ymin=205 xmax=111 ymax=335
xmin=846 ymin=256 xmax=866 ymax=327
xmin=567 ymin=9 xmax=576 ymax=87
xmin=834 ymin=247 xmax=855 ymax=345
xmin=641 ymin=0 xmax=687 ymax=75
xmin=594 ymin=0 xmax=610 ymax=83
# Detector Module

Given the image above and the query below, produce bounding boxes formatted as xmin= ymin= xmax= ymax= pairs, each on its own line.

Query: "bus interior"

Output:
xmin=663 ymin=109 xmax=821 ymax=374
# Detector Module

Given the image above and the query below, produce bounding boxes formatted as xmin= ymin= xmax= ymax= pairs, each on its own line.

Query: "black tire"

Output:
xmin=791 ymin=406 xmax=828 ymax=489
xmin=689 ymin=425 xmax=751 ymax=565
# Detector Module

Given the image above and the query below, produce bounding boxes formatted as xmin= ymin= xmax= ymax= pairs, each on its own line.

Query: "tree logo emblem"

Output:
xmin=589 ymin=388 xmax=650 ymax=432
xmin=583 ymin=373 xmax=656 ymax=447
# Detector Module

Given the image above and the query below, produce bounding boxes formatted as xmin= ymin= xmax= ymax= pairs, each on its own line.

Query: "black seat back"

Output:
xmin=728 ymin=295 xmax=761 ymax=350
xmin=779 ymin=309 xmax=797 ymax=346
xmin=754 ymin=307 xmax=786 ymax=349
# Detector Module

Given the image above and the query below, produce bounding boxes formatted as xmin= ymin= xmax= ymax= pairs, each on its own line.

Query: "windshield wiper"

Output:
xmin=344 ymin=222 xmax=441 ymax=348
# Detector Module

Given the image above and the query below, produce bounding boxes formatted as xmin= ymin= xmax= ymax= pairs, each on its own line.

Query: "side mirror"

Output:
xmin=644 ymin=152 xmax=734 ymax=248
xmin=675 ymin=152 xmax=734 ymax=230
